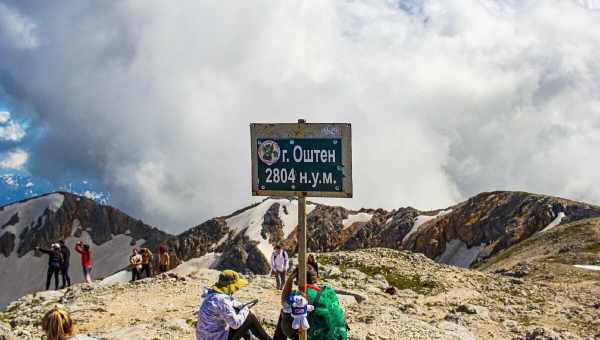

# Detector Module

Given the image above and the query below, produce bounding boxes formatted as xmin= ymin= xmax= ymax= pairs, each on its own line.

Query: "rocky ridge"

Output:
xmin=175 ymin=191 xmax=600 ymax=274
xmin=1 ymin=248 xmax=598 ymax=340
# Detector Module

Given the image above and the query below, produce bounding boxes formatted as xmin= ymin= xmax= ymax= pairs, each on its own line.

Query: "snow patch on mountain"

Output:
xmin=437 ymin=239 xmax=483 ymax=268
xmin=224 ymin=199 xmax=315 ymax=261
xmin=0 ymin=229 xmax=144 ymax=308
xmin=0 ymin=193 xmax=64 ymax=243
xmin=172 ymin=252 xmax=221 ymax=277
xmin=403 ymin=210 xmax=452 ymax=242
xmin=342 ymin=212 xmax=372 ymax=230
xmin=573 ymin=264 xmax=600 ymax=271
xmin=540 ymin=212 xmax=566 ymax=233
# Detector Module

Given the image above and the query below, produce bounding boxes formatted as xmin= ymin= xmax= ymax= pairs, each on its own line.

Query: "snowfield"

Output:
xmin=0 ymin=195 xmax=146 ymax=308
xmin=342 ymin=212 xmax=372 ymax=230
xmin=540 ymin=212 xmax=566 ymax=233
xmin=403 ymin=210 xmax=452 ymax=243
xmin=573 ymin=265 xmax=600 ymax=272
xmin=437 ymin=239 xmax=483 ymax=268
xmin=0 ymin=193 xmax=64 ymax=241
xmin=224 ymin=198 xmax=315 ymax=262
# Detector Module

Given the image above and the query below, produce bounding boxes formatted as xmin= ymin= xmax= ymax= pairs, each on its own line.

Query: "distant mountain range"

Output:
xmin=3 ymin=190 xmax=600 ymax=309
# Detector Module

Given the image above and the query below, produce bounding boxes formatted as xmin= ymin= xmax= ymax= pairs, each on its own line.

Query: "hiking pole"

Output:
xmin=298 ymin=193 xmax=308 ymax=340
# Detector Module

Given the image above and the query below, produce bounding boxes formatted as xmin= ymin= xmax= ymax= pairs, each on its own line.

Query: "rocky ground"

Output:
xmin=1 ymin=248 xmax=599 ymax=340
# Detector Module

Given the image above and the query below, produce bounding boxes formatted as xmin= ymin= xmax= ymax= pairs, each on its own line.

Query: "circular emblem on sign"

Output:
xmin=258 ymin=140 xmax=281 ymax=166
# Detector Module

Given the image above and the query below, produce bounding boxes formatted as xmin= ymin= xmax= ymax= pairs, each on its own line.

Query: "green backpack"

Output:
xmin=306 ymin=286 xmax=348 ymax=340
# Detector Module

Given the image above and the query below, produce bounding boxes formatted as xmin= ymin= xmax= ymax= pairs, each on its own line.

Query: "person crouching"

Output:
xmin=196 ymin=270 xmax=272 ymax=340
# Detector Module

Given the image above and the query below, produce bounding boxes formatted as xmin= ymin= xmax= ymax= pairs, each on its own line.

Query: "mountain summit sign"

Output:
xmin=250 ymin=121 xmax=352 ymax=340
xmin=250 ymin=122 xmax=352 ymax=198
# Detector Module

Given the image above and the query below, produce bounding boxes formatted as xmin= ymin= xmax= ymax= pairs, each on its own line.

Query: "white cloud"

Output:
xmin=0 ymin=149 xmax=28 ymax=170
xmin=0 ymin=3 xmax=38 ymax=50
xmin=1 ymin=1 xmax=600 ymax=231
xmin=0 ymin=111 xmax=26 ymax=142
xmin=0 ymin=111 xmax=9 ymax=124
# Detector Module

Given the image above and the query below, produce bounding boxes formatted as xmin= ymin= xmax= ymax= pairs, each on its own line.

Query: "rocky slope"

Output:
xmin=174 ymin=191 xmax=600 ymax=275
xmin=4 ymin=190 xmax=600 ymax=312
xmin=476 ymin=217 xmax=600 ymax=280
xmin=0 ymin=192 xmax=172 ymax=308
xmin=1 ymin=248 xmax=598 ymax=340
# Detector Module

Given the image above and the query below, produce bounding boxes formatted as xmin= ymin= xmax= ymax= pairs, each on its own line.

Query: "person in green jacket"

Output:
xmin=274 ymin=265 xmax=348 ymax=340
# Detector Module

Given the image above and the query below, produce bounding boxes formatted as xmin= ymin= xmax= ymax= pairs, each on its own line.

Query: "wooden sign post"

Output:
xmin=250 ymin=120 xmax=352 ymax=340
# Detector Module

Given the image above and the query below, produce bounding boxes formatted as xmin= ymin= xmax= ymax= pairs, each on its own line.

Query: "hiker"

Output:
xmin=270 ymin=245 xmax=289 ymax=290
xmin=42 ymin=306 xmax=98 ymax=340
xmin=159 ymin=244 xmax=170 ymax=273
xmin=75 ymin=242 xmax=93 ymax=283
xmin=141 ymin=248 xmax=153 ymax=278
xmin=196 ymin=270 xmax=272 ymax=340
xmin=129 ymin=248 xmax=143 ymax=282
xmin=274 ymin=266 xmax=348 ymax=340
xmin=307 ymin=254 xmax=319 ymax=278
xmin=36 ymin=244 xmax=63 ymax=290
xmin=58 ymin=240 xmax=71 ymax=288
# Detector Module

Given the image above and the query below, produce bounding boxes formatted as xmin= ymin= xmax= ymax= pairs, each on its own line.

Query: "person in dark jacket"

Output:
xmin=307 ymin=254 xmax=319 ymax=278
xmin=36 ymin=243 xmax=63 ymax=290
xmin=58 ymin=240 xmax=71 ymax=288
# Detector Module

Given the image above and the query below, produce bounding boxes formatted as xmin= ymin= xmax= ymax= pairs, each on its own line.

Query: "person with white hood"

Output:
xmin=270 ymin=244 xmax=289 ymax=290
xmin=196 ymin=270 xmax=272 ymax=340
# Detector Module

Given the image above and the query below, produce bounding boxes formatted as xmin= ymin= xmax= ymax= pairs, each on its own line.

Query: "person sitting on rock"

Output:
xmin=129 ymin=248 xmax=143 ymax=282
xmin=36 ymin=243 xmax=64 ymax=291
xmin=42 ymin=306 xmax=98 ymax=340
xmin=274 ymin=265 xmax=348 ymax=340
xmin=196 ymin=270 xmax=272 ymax=340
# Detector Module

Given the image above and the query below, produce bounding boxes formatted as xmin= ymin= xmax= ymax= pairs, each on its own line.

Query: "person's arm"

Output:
xmin=281 ymin=268 xmax=297 ymax=306
xmin=221 ymin=298 xmax=249 ymax=330
xmin=37 ymin=248 xmax=51 ymax=255
xmin=269 ymin=253 xmax=275 ymax=271
xmin=75 ymin=244 xmax=83 ymax=254
xmin=283 ymin=251 xmax=289 ymax=271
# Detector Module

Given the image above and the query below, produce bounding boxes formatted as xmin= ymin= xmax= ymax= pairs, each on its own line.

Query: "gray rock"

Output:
xmin=525 ymin=328 xmax=565 ymax=340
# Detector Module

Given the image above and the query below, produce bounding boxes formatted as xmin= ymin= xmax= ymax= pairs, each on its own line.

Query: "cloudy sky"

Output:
xmin=1 ymin=0 xmax=600 ymax=232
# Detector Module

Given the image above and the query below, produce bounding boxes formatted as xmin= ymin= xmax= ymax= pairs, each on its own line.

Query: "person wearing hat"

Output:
xmin=196 ymin=270 xmax=272 ymax=340
xmin=36 ymin=243 xmax=64 ymax=290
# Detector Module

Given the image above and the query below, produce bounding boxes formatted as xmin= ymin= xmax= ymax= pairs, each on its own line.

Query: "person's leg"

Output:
xmin=61 ymin=268 xmax=67 ymax=289
xmin=227 ymin=312 xmax=272 ymax=340
xmin=273 ymin=313 xmax=288 ymax=340
xmin=275 ymin=271 xmax=282 ymax=290
xmin=277 ymin=271 xmax=286 ymax=290
xmin=46 ymin=267 xmax=52 ymax=290
xmin=53 ymin=268 xmax=60 ymax=289
xmin=86 ymin=267 xmax=92 ymax=283
xmin=65 ymin=267 xmax=71 ymax=286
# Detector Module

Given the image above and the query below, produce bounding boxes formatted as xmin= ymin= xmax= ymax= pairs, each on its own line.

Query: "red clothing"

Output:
xmin=75 ymin=244 xmax=93 ymax=268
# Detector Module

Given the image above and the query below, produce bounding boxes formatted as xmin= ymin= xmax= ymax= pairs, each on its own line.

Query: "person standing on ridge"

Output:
xmin=75 ymin=242 xmax=93 ymax=283
xmin=270 ymin=244 xmax=289 ymax=290
xmin=129 ymin=248 xmax=143 ymax=282
xmin=141 ymin=248 xmax=153 ymax=278
xmin=159 ymin=244 xmax=170 ymax=273
xmin=58 ymin=240 xmax=71 ymax=288
xmin=36 ymin=243 xmax=63 ymax=290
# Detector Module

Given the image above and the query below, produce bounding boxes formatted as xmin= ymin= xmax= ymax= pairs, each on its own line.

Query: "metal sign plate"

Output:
xmin=250 ymin=123 xmax=352 ymax=198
